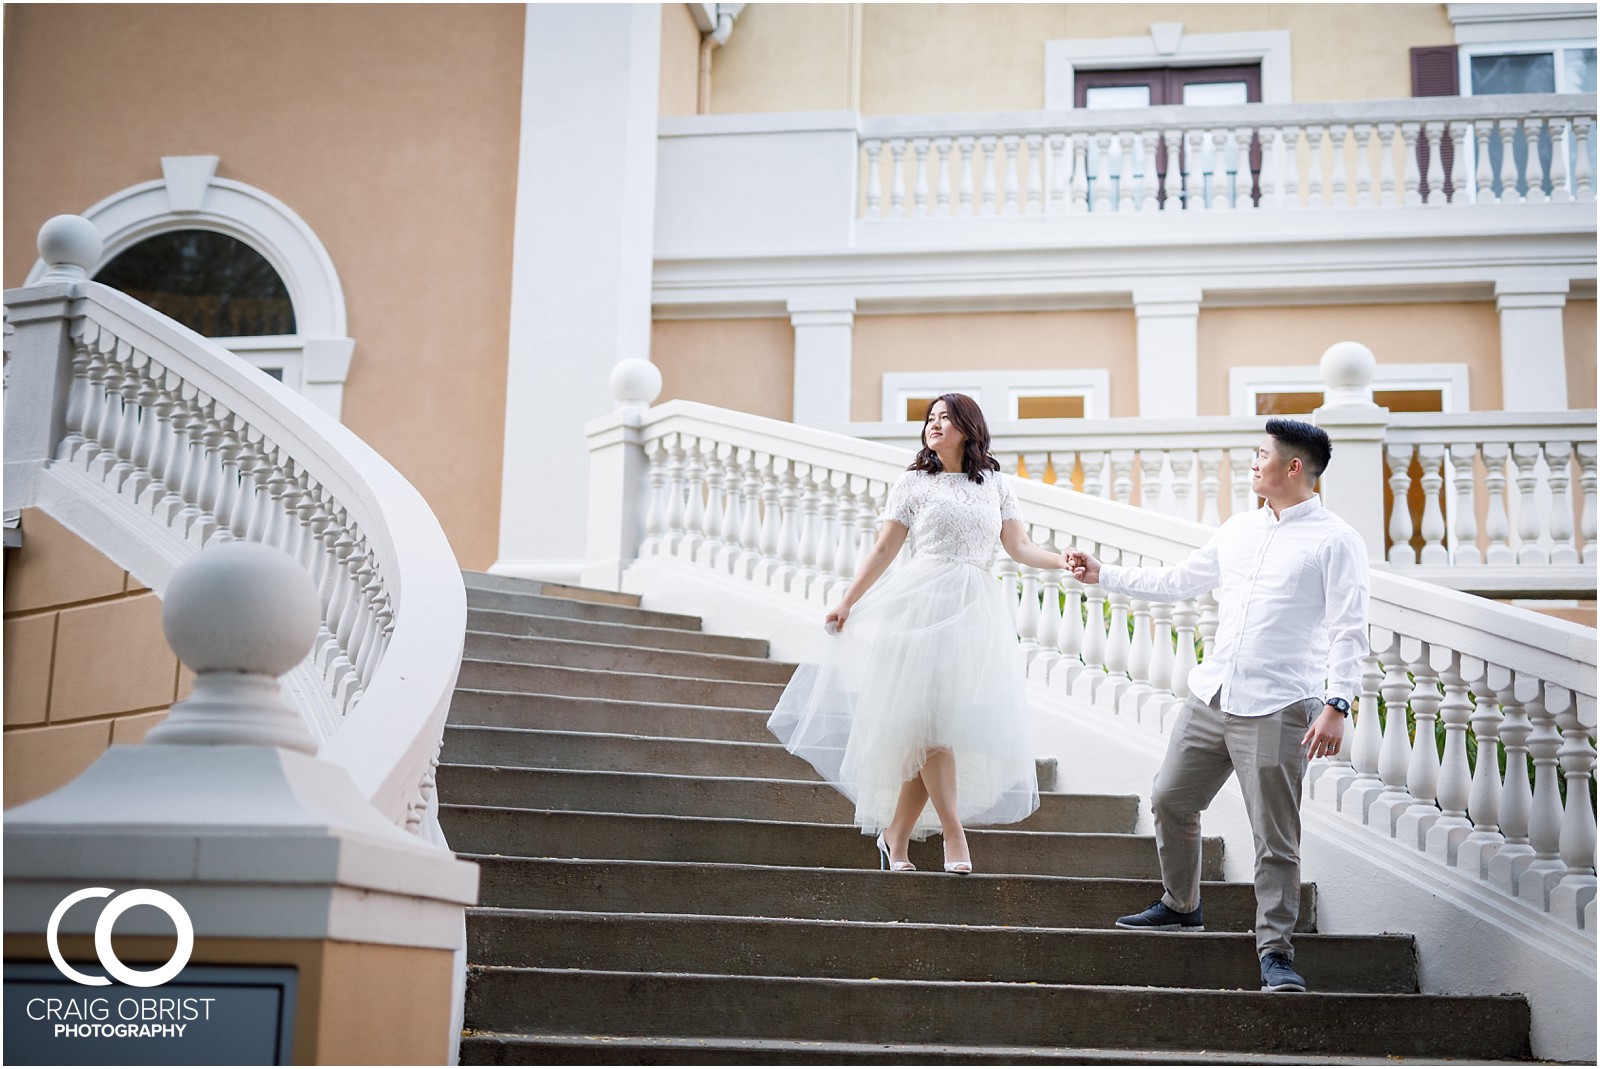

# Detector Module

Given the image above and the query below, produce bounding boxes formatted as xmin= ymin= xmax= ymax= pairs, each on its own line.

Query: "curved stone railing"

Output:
xmin=587 ymin=374 xmax=1597 ymax=935
xmin=3 ymin=217 xmax=465 ymax=833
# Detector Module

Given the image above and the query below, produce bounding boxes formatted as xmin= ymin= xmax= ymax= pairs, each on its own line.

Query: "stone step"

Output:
xmin=462 ymin=969 xmax=1531 ymax=1061
xmin=454 ymin=661 xmax=784 ymax=708
xmin=447 ymin=690 xmax=777 ymax=742
xmin=466 ymin=608 xmax=770 ymax=658
xmin=439 ymin=725 xmax=1058 ymax=790
xmin=436 ymin=765 xmax=1135 ymax=833
xmin=464 ymin=857 xmax=1308 ymax=931
xmin=440 ymin=806 xmax=1223 ymax=879
xmin=463 ymin=587 xmax=703 ymax=631
xmin=465 ymin=908 xmax=1415 ymax=993
xmin=463 ymin=631 xmax=796 ymax=684
xmin=462 ymin=571 xmax=643 ymax=608
xmin=460 ymin=1033 xmax=1475 ymax=1065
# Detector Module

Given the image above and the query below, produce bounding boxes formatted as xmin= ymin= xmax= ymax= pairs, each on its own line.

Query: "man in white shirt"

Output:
xmin=1065 ymin=418 xmax=1369 ymax=994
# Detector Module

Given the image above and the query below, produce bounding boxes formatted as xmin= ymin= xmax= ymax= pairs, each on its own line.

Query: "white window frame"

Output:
xmin=881 ymin=369 xmax=1112 ymax=423
xmin=1228 ymin=363 xmax=1470 ymax=417
xmin=1457 ymin=36 xmax=1598 ymax=95
xmin=1045 ymin=26 xmax=1293 ymax=110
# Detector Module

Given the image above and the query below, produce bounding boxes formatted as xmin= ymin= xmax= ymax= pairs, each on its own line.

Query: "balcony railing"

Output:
xmin=859 ymin=93 xmax=1596 ymax=219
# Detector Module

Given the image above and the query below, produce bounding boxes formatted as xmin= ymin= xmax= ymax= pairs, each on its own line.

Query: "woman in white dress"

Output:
xmin=767 ymin=394 xmax=1067 ymax=873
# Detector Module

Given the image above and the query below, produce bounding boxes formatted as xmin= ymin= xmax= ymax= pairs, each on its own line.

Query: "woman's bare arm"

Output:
xmin=1000 ymin=518 xmax=1068 ymax=571
xmin=825 ymin=521 xmax=909 ymax=631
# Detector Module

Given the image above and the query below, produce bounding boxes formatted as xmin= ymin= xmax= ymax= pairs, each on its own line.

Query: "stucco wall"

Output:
xmin=3 ymin=4 xmax=521 ymax=571
xmin=1565 ymin=299 xmax=1597 ymax=409
xmin=3 ymin=510 xmax=189 ymax=808
xmin=661 ymin=3 xmax=702 ymax=116
xmin=652 ymin=318 xmax=796 ymax=420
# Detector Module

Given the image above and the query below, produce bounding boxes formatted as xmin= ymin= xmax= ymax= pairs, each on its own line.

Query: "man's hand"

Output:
xmin=1063 ymin=548 xmax=1102 ymax=585
xmin=1301 ymin=705 xmax=1346 ymax=759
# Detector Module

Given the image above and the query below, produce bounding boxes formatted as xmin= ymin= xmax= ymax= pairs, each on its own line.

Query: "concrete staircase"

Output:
xmin=442 ymin=573 xmax=1533 ymax=1064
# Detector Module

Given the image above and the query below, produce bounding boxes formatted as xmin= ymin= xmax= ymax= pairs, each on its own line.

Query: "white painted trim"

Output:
xmin=1045 ymin=27 xmax=1293 ymax=109
xmin=25 ymin=158 xmax=356 ymax=420
xmin=1450 ymin=3 xmax=1597 ymax=45
xmin=1228 ymin=363 xmax=1471 ymax=417
xmin=1458 ymin=35 xmax=1599 ymax=94
xmin=880 ymin=368 xmax=1111 ymax=423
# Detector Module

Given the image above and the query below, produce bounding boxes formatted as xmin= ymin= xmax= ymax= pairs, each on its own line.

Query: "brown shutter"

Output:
xmin=1411 ymin=45 xmax=1460 ymax=97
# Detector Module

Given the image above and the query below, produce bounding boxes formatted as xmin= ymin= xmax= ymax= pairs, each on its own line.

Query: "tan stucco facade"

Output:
xmin=661 ymin=2 xmax=702 ymax=116
xmin=3 ymin=3 xmax=522 ymax=571
xmin=653 ymin=318 xmax=798 ymax=420
xmin=3 ymin=510 xmax=189 ymax=809
xmin=1566 ymin=299 xmax=1597 ymax=408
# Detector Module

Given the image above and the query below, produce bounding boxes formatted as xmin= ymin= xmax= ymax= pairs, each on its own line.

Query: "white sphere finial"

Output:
xmin=1319 ymin=341 xmax=1378 ymax=409
xmin=609 ymin=358 xmax=662 ymax=411
xmin=37 ymin=215 xmax=103 ymax=283
xmin=148 ymin=542 xmax=322 ymax=752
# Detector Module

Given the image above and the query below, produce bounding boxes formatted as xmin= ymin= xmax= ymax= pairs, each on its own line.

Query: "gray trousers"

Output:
xmin=1154 ymin=691 xmax=1320 ymax=960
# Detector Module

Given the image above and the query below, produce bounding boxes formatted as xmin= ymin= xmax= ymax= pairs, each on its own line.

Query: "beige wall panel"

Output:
xmin=662 ymin=3 xmax=703 ymax=117
xmin=861 ymin=4 xmax=1064 ymax=115
xmin=852 ymin=310 xmax=1138 ymax=421
xmin=652 ymin=319 xmax=796 ymax=420
xmin=111 ymin=710 xmax=170 ymax=745
xmin=3 ymin=720 xmax=110 ymax=808
xmin=1284 ymin=4 xmax=1452 ymax=103
xmin=3 ymin=509 xmax=125 ymax=613
xmin=1565 ymin=299 xmax=1596 ymax=409
xmin=316 ymin=941 xmax=457 ymax=1065
xmin=712 ymin=4 xmax=853 ymax=113
xmin=50 ymin=594 xmax=178 ymax=722
xmin=3 ymin=5 xmax=521 ymax=571
xmin=3 ymin=614 xmax=55 ymax=726
xmin=1197 ymin=303 xmax=1504 ymax=416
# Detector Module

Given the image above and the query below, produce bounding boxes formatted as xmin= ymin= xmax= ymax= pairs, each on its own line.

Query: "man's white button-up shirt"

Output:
xmin=1096 ymin=494 xmax=1370 ymax=718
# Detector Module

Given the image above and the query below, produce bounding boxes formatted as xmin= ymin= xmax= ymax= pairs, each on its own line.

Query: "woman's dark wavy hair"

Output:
xmin=908 ymin=393 xmax=1001 ymax=483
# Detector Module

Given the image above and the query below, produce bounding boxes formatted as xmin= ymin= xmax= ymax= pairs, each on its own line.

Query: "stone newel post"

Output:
xmin=1313 ymin=341 xmax=1391 ymax=561
xmin=581 ymin=357 xmax=662 ymax=591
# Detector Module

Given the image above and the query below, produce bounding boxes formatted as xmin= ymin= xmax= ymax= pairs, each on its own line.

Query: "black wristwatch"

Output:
xmin=1326 ymin=697 xmax=1351 ymax=717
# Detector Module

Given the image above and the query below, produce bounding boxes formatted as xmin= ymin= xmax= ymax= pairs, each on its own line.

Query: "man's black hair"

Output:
xmin=1264 ymin=417 xmax=1332 ymax=481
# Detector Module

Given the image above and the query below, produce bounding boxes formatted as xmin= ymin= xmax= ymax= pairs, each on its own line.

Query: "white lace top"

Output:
xmin=881 ymin=470 xmax=1025 ymax=567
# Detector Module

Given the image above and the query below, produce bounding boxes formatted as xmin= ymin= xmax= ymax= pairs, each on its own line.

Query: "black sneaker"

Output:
xmin=1114 ymin=900 xmax=1204 ymax=931
xmin=1260 ymin=952 xmax=1307 ymax=992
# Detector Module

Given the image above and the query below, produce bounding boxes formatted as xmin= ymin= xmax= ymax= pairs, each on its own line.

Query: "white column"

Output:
xmin=495 ymin=4 xmax=662 ymax=581
xmin=1133 ymin=288 xmax=1201 ymax=418
xmin=789 ymin=296 xmax=856 ymax=426
xmin=1495 ymin=279 xmax=1569 ymax=411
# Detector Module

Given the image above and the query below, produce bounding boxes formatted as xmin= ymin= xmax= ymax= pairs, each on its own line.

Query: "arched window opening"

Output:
xmin=94 ymin=229 xmax=296 ymax=338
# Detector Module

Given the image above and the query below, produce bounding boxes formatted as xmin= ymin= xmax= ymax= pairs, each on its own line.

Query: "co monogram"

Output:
xmin=46 ymin=888 xmax=195 ymax=988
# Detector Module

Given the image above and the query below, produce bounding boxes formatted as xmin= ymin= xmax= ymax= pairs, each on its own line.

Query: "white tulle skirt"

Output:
xmin=767 ymin=554 xmax=1040 ymax=838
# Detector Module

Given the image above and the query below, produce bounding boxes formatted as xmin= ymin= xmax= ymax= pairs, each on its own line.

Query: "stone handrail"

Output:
xmin=859 ymin=93 xmax=1596 ymax=218
xmin=3 ymin=217 xmax=465 ymax=832
xmin=587 ymin=381 xmax=1598 ymax=933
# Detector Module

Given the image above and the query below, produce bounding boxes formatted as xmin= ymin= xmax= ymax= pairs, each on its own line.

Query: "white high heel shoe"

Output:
xmin=876 ymin=832 xmax=916 ymax=872
xmin=943 ymin=839 xmax=973 ymax=874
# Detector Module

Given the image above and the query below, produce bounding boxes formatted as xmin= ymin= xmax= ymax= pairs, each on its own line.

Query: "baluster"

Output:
xmin=1080 ymin=450 xmax=1106 ymax=498
xmin=1138 ymin=129 xmax=1159 ymax=212
xmin=1544 ymin=441 xmax=1578 ymax=564
xmin=1511 ymin=442 xmax=1548 ymax=564
xmin=823 ymin=478 xmax=854 ymax=604
xmin=1449 ymin=443 xmax=1480 ymax=565
xmin=995 ymin=549 xmax=1021 ymax=634
xmin=1280 ymin=125 xmax=1301 ymax=209
xmin=227 ymin=427 xmax=264 ymax=541
xmin=1118 ymin=597 xmax=1154 ymax=718
xmin=1525 ymin=118 xmax=1548 ymax=204
xmin=753 ymin=454 xmax=782 ymax=584
xmin=934 ymin=137 xmax=953 ymax=216
xmin=1459 ymin=661 xmax=1508 ymax=879
xmin=1069 ymin=134 xmax=1089 ymax=213
xmin=736 ymin=448 xmax=765 ymax=577
xmin=1328 ymin=124 xmax=1350 ymax=206
xmin=811 ymin=469 xmax=841 ymax=601
xmin=55 ymin=328 xmax=93 ymax=462
xmin=697 ymin=441 xmax=725 ymax=566
xmin=772 ymin=462 xmax=800 ymax=593
xmin=1372 ymin=637 xmax=1416 ymax=832
xmin=73 ymin=335 xmax=112 ymax=468
xmin=979 ymin=135 xmax=999 ymax=216
xmin=1519 ymin=685 xmax=1568 ymax=908
xmin=1169 ymin=450 xmax=1196 ymax=522
xmin=639 ymin=437 xmax=667 ymax=556
xmin=174 ymin=391 xmax=212 ymax=537
xmin=108 ymin=353 xmax=145 ymax=492
xmin=1035 ymin=538 xmax=1064 ymax=675
xmin=1305 ymin=125 xmax=1326 ymax=207
xmin=854 ymin=482 xmax=881 ymax=587
xmin=1184 ymin=129 xmax=1207 ymax=212
xmin=192 ymin=402 xmax=229 ymax=544
xmin=1352 ymin=123 xmax=1374 ymax=206
xmin=1482 ymin=442 xmax=1513 ymax=564
xmin=1417 ymin=444 xmax=1447 ymax=565
xmin=957 ymin=136 xmax=977 ymax=216
xmin=864 ymin=140 xmax=884 ymax=219
xmin=1210 ymin=129 xmax=1233 ymax=211
xmin=1423 ymin=122 xmax=1445 ymax=206
xmin=1395 ymin=640 xmax=1445 ymax=849
xmin=1376 ymin=122 xmax=1398 ymax=206
xmin=679 ymin=438 xmax=707 ymax=561
xmin=1448 ymin=120 xmax=1470 ymax=204
xmin=1198 ymin=449 xmax=1223 ymax=525
xmin=1259 ymin=127 xmax=1282 ymax=209
xmin=88 ymin=344 xmax=130 ymax=482
xmin=1095 ymin=588 xmax=1133 ymax=710
xmin=1549 ymin=693 xmax=1597 ymax=926
xmin=153 ymin=380 xmax=193 ymax=525
xmin=1385 ymin=443 xmax=1416 ymax=566
xmin=1548 ymin=117 xmax=1571 ymax=203
xmin=888 ymin=138 xmax=907 ymax=218
xmin=1054 ymin=570 xmax=1086 ymax=690
xmin=1497 ymin=119 xmax=1521 ymax=204
xmin=126 ymin=360 xmax=163 ymax=502
xmin=1425 ymin=652 xmax=1478 ymax=865
xmin=1137 ymin=450 xmax=1166 ymax=513
xmin=1080 ymin=573 xmax=1108 ymax=681
xmin=1016 ymin=558 xmax=1041 ymax=657
xmin=1109 ymin=450 xmax=1135 ymax=505
xmin=715 ymin=444 xmax=742 ymax=570
xmin=1162 ymin=128 xmax=1183 ymax=210
xmin=1145 ymin=601 xmax=1176 ymax=723
xmin=1577 ymin=443 xmax=1596 ymax=565
xmin=1024 ymin=133 xmax=1044 ymax=215
xmin=1475 ymin=121 xmax=1497 ymax=204
xmin=1106 ymin=131 xmax=1127 ymax=212
xmin=1343 ymin=645 xmax=1387 ymax=817
xmin=1487 ymin=675 xmax=1538 ymax=896
xmin=1020 ymin=452 xmax=1046 ymax=485
xmin=1235 ymin=125 xmax=1257 ymax=208
xmin=794 ymin=465 xmax=822 ymax=597
xmin=1000 ymin=134 xmax=1021 ymax=216
xmin=1091 ymin=132 xmax=1113 ymax=213
xmin=662 ymin=434 xmax=687 ymax=554
xmin=208 ymin=412 xmax=247 ymax=544
xmin=1401 ymin=122 xmax=1423 ymax=206
xmin=1229 ymin=446 xmax=1258 ymax=516
xmin=1197 ymin=592 xmax=1219 ymax=660
xmin=1047 ymin=133 xmax=1068 ymax=214
xmin=911 ymin=139 xmax=931 ymax=218
xmin=1170 ymin=598 xmax=1199 ymax=707
xmin=1572 ymin=117 xmax=1594 ymax=202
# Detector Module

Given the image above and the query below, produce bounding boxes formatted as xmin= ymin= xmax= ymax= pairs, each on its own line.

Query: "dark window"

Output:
xmin=94 ymin=230 xmax=296 ymax=337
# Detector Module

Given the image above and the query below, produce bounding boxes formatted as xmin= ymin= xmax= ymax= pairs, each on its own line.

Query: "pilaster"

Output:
xmin=789 ymin=295 xmax=856 ymax=426
xmin=1134 ymin=287 xmax=1201 ymax=418
xmin=1495 ymin=278 xmax=1569 ymax=411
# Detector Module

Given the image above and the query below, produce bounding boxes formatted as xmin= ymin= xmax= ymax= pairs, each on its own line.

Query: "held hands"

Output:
xmin=1301 ymin=706 xmax=1346 ymax=759
xmin=1063 ymin=548 xmax=1102 ymax=585
xmin=824 ymin=602 xmax=851 ymax=634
